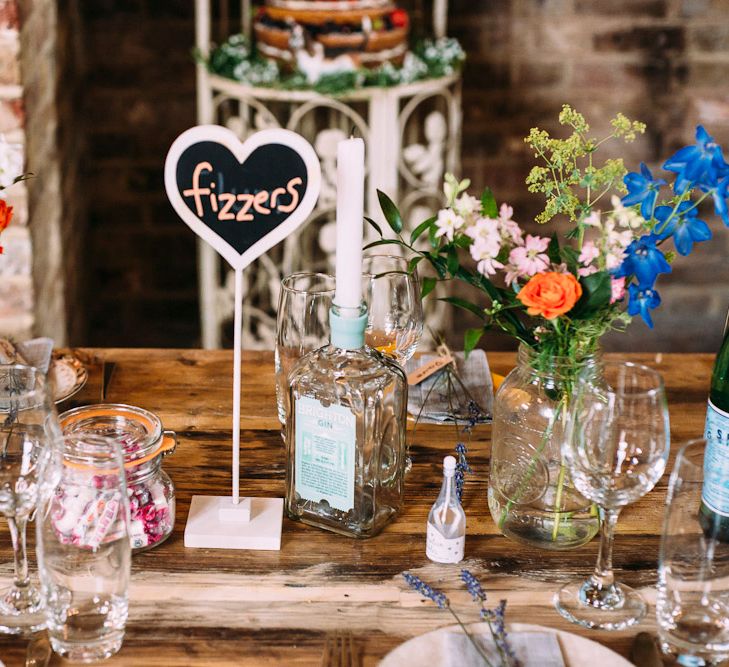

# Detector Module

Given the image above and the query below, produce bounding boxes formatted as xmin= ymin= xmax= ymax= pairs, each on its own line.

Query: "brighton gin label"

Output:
xmin=426 ymin=523 xmax=465 ymax=563
xmin=704 ymin=400 xmax=729 ymax=517
xmin=294 ymin=396 xmax=356 ymax=512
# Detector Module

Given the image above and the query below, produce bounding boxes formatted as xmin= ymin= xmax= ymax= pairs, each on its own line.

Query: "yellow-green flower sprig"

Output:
xmin=525 ymin=104 xmax=646 ymax=225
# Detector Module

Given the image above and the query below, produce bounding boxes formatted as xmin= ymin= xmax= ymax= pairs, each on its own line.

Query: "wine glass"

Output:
xmin=362 ymin=254 xmax=424 ymax=365
xmin=657 ymin=439 xmax=729 ymax=665
xmin=555 ymin=361 xmax=670 ymax=630
xmin=275 ymin=272 xmax=336 ymax=427
xmin=0 ymin=364 xmax=59 ymax=634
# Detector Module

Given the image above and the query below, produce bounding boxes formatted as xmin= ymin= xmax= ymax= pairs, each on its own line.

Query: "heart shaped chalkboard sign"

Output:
xmin=165 ymin=126 xmax=321 ymax=271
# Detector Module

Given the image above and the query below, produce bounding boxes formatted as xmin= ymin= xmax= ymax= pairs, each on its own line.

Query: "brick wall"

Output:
xmin=63 ymin=0 xmax=729 ymax=350
xmin=0 ymin=0 xmax=86 ymax=346
xmin=0 ymin=0 xmax=31 ymax=339
xmin=81 ymin=1 xmax=199 ymax=348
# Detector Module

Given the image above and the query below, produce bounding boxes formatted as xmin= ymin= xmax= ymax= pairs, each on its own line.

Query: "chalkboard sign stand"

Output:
xmin=164 ymin=125 xmax=321 ymax=550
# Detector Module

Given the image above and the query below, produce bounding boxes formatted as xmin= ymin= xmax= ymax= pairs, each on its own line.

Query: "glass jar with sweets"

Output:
xmin=59 ymin=404 xmax=177 ymax=553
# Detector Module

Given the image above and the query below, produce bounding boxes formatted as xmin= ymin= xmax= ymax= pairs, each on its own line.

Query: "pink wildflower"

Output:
xmin=508 ymin=234 xmax=550 ymax=278
xmin=498 ymin=203 xmax=523 ymax=245
xmin=578 ymin=241 xmax=600 ymax=266
xmin=610 ymin=277 xmax=626 ymax=303
xmin=466 ymin=218 xmax=503 ymax=277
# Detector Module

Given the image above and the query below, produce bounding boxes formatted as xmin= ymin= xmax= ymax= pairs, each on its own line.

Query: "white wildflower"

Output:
xmin=435 ymin=208 xmax=465 ymax=242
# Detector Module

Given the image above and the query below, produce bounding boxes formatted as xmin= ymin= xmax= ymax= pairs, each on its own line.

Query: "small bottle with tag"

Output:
xmin=426 ymin=455 xmax=466 ymax=563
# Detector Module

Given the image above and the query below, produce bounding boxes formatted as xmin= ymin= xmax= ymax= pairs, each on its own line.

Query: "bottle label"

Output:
xmin=426 ymin=523 xmax=464 ymax=563
xmin=703 ymin=400 xmax=729 ymax=517
xmin=294 ymin=396 xmax=356 ymax=513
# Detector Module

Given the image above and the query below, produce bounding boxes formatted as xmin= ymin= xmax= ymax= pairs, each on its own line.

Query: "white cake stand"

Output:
xmin=194 ymin=0 xmax=461 ymax=348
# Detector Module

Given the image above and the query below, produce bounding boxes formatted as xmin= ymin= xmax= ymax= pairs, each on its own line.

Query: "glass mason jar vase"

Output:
xmin=58 ymin=404 xmax=177 ymax=553
xmin=488 ymin=345 xmax=601 ymax=550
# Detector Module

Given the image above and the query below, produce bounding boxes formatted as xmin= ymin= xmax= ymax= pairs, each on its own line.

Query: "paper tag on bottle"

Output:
xmin=426 ymin=523 xmax=464 ymax=563
xmin=408 ymin=349 xmax=453 ymax=386
xmin=294 ymin=396 xmax=356 ymax=512
xmin=704 ymin=400 xmax=729 ymax=517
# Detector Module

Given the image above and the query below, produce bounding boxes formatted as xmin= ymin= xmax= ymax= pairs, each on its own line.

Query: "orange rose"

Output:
xmin=517 ymin=272 xmax=582 ymax=320
xmin=0 ymin=199 xmax=13 ymax=233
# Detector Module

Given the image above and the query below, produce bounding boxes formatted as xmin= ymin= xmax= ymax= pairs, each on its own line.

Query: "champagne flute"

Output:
xmin=0 ymin=364 xmax=59 ymax=634
xmin=555 ymin=361 xmax=670 ymax=630
xmin=657 ymin=439 xmax=729 ymax=665
xmin=362 ymin=254 xmax=424 ymax=365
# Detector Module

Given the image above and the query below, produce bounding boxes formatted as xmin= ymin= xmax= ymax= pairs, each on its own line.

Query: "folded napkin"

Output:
xmin=405 ymin=349 xmax=493 ymax=424
xmin=444 ymin=631 xmax=565 ymax=667
xmin=0 ymin=337 xmax=54 ymax=373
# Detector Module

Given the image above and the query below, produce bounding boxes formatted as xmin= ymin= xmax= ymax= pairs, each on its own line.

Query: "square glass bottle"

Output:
xmin=285 ymin=303 xmax=408 ymax=538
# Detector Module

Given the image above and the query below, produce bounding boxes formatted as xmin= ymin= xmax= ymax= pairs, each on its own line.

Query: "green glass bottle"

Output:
xmin=701 ymin=326 xmax=729 ymax=542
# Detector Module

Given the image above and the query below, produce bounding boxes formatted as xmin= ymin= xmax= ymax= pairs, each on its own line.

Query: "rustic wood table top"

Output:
xmin=0 ymin=349 xmax=712 ymax=666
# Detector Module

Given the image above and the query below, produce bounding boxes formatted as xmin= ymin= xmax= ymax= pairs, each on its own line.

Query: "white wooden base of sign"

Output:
xmin=184 ymin=496 xmax=284 ymax=550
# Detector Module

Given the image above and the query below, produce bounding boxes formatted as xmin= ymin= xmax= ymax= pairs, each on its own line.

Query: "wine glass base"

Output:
xmin=51 ymin=631 xmax=124 ymax=663
xmin=0 ymin=585 xmax=47 ymax=635
xmin=554 ymin=580 xmax=646 ymax=631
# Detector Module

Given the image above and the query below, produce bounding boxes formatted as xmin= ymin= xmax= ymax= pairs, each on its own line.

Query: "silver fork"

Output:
xmin=321 ymin=631 xmax=357 ymax=667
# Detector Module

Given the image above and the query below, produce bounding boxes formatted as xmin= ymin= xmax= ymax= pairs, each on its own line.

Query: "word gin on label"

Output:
xmin=285 ymin=304 xmax=408 ymax=538
xmin=703 ymin=327 xmax=729 ymax=542
xmin=426 ymin=455 xmax=466 ymax=563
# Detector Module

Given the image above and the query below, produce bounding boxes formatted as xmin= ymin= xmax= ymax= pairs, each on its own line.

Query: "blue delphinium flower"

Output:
xmin=663 ymin=125 xmax=729 ymax=193
xmin=402 ymin=572 xmax=449 ymax=609
xmin=622 ymin=162 xmax=666 ymax=219
xmin=627 ymin=283 xmax=661 ymax=328
xmin=461 ymin=569 xmax=487 ymax=603
xmin=614 ymin=234 xmax=671 ymax=288
xmin=701 ymin=175 xmax=729 ymax=226
xmin=654 ymin=203 xmax=712 ymax=256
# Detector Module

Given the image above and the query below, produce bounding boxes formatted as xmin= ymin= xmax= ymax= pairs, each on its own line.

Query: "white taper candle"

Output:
xmin=334 ymin=137 xmax=365 ymax=312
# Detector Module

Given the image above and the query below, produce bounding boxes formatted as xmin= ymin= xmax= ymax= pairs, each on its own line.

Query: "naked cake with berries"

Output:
xmin=254 ymin=0 xmax=410 ymax=71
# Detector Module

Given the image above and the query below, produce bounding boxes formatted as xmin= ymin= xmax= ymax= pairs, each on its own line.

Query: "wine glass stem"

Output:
xmin=7 ymin=516 xmax=30 ymax=589
xmin=591 ymin=506 xmax=621 ymax=588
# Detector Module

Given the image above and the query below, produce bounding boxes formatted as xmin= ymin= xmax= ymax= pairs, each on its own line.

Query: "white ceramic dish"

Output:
xmin=49 ymin=352 xmax=88 ymax=404
xmin=379 ymin=622 xmax=633 ymax=667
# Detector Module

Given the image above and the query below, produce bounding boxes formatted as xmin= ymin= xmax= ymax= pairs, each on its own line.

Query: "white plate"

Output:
xmin=379 ymin=622 xmax=633 ymax=667
xmin=49 ymin=352 xmax=88 ymax=404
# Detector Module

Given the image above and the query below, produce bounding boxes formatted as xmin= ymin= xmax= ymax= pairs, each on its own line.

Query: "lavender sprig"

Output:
xmin=464 ymin=398 xmax=484 ymax=433
xmin=483 ymin=600 xmax=519 ymax=666
xmin=460 ymin=568 xmax=487 ymax=603
xmin=461 ymin=570 xmax=520 ymax=667
xmin=402 ymin=572 xmax=449 ymax=609
xmin=403 ymin=572 xmax=495 ymax=666
xmin=454 ymin=442 xmax=473 ymax=502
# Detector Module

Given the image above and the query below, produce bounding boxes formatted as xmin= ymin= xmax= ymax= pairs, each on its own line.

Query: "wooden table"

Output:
xmin=0 ymin=349 xmax=711 ymax=666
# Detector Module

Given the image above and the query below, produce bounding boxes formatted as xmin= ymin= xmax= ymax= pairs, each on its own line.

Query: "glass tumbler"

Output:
xmin=362 ymin=254 xmax=424 ymax=365
xmin=658 ymin=439 xmax=729 ymax=665
xmin=36 ymin=433 xmax=132 ymax=662
xmin=0 ymin=363 xmax=59 ymax=635
xmin=275 ymin=272 xmax=335 ymax=427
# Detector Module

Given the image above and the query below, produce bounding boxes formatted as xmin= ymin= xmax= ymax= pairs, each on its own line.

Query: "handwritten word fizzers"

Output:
xmin=183 ymin=161 xmax=302 ymax=222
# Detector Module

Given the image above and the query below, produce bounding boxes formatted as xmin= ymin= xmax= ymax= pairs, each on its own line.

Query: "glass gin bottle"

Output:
xmin=285 ymin=303 xmax=408 ymax=538
xmin=702 ymin=323 xmax=729 ymax=542
xmin=426 ymin=455 xmax=466 ymax=563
